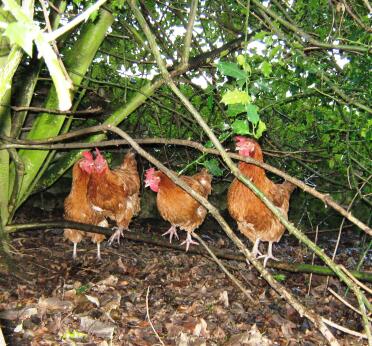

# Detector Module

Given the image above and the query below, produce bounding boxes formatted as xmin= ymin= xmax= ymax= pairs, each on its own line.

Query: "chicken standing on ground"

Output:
xmin=88 ymin=149 xmax=141 ymax=244
xmin=64 ymin=152 xmax=108 ymax=260
xmin=227 ymin=137 xmax=296 ymax=266
xmin=144 ymin=167 xmax=212 ymax=251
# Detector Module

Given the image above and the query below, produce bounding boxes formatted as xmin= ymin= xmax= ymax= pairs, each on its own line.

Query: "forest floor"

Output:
xmin=0 ymin=208 xmax=370 ymax=345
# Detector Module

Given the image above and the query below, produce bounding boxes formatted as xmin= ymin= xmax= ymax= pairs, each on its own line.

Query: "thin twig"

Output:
xmin=146 ymin=286 xmax=165 ymax=346
xmin=322 ymin=318 xmax=367 ymax=339
xmin=340 ymin=265 xmax=372 ymax=296
xmin=181 ymin=0 xmax=198 ymax=65
xmin=328 ymin=288 xmax=372 ymax=322
xmin=8 ymin=106 xmax=103 ymax=115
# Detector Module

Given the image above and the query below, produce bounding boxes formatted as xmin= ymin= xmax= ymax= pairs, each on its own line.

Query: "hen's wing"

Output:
xmin=192 ymin=168 xmax=212 ymax=196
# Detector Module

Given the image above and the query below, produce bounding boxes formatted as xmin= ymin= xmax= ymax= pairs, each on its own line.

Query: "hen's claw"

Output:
xmin=258 ymin=241 xmax=279 ymax=267
xmin=108 ymin=227 xmax=124 ymax=245
xmin=162 ymin=225 xmax=179 ymax=243
xmin=180 ymin=233 xmax=198 ymax=252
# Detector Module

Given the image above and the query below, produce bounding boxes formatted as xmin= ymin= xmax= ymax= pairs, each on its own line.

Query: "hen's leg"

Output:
xmin=108 ymin=226 xmax=124 ymax=245
xmin=258 ymin=241 xmax=280 ymax=267
xmin=96 ymin=243 xmax=102 ymax=261
xmin=72 ymin=242 xmax=78 ymax=260
xmin=162 ymin=225 xmax=179 ymax=243
xmin=180 ymin=232 xmax=199 ymax=252
xmin=251 ymin=239 xmax=262 ymax=257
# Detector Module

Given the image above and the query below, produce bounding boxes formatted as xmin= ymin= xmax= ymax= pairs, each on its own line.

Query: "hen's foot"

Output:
xmin=180 ymin=233 xmax=198 ymax=252
xmin=162 ymin=225 xmax=179 ymax=243
xmin=251 ymin=239 xmax=263 ymax=258
xmin=257 ymin=254 xmax=280 ymax=267
xmin=108 ymin=227 xmax=124 ymax=245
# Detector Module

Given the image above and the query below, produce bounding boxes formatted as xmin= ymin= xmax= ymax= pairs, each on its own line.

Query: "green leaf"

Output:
xmin=221 ymin=89 xmax=250 ymax=105
xmin=4 ymin=22 xmax=34 ymax=56
xmin=203 ymin=159 xmax=223 ymax=177
xmin=255 ymin=120 xmax=267 ymax=138
xmin=231 ymin=119 xmax=250 ymax=135
xmin=217 ymin=62 xmax=247 ymax=80
xmin=227 ymin=104 xmax=246 ymax=117
xmin=260 ymin=60 xmax=272 ymax=78
xmin=75 ymin=284 xmax=91 ymax=295
xmin=246 ymin=104 xmax=259 ymax=124
xmin=253 ymin=30 xmax=269 ymax=40
xmin=269 ymin=45 xmax=281 ymax=59
xmin=322 ymin=134 xmax=330 ymax=143
xmin=237 ymin=54 xmax=245 ymax=66
xmin=236 ymin=54 xmax=251 ymax=73
xmin=273 ymin=274 xmax=286 ymax=282
xmin=207 ymin=95 xmax=214 ymax=111
xmin=62 ymin=329 xmax=87 ymax=341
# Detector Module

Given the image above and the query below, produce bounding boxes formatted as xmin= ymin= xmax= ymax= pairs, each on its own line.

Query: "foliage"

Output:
xmin=0 ymin=0 xmax=370 ymax=233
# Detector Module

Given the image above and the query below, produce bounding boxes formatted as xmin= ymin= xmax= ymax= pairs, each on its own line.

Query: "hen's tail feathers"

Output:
xmin=193 ymin=168 xmax=212 ymax=195
xmin=121 ymin=150 xmax=137 ymax=170
xmin=282 ymin=181 xmax=296 ymax=195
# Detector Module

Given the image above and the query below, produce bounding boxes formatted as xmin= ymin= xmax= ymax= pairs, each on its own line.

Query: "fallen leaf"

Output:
xmin=219 ymin=291 xmax=229 ymax=308
xmin=80 ymin=316 xmax=115 ymax=339
xmin=0 ymin=307 xmax=37 ymax=321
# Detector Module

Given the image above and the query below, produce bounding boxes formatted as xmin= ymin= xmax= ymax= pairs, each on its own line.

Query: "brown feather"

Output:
xmin=63 ymin=161 xmax=106 ymax=248
xmin=155 ymin=170 xmax=212 ymax=233
xmin=227 ymin=141 xmax=295 ymax=244
xmin=88 ymin=151 xmax=141 ymax=229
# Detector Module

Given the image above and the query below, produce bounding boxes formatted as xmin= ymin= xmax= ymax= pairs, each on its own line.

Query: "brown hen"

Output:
xmin=88 ymin=149 xmax=141 ymax=244
xmin=144 ymin=168 xmax=212 ymax=251
xmin=227 ymin=137 xmax=296 ymax=266
xmin=64 ymin=152 xmax=108 ymax=260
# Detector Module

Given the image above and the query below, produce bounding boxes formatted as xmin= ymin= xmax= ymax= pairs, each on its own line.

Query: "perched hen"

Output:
xmin=64 ymin=152 xmax=108 ymax=260
xmin=145 ymin=168 xmax=212 ymax=251
xmin=88 ymin=149 xmax=141 ymax=244
xmin=227 ymin=137 xmax=296 ymax=266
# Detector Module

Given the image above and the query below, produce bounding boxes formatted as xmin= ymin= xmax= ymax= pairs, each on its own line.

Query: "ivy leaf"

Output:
xmin=246 ymin=104 xmax=259 ymax=124
xmin=231 ymin=119 xmax=250 ymax=135
xmin=217 ymin=62 xmax=247 ymax=81
xmin=4 ymin=22 xmax=34 ymax=56
xmin=227 ymin=103 xmax=246 ymax=117
xmin=255 ymin=120 xmax=267 ymax=138
xmin=221 ymin=89 xmax=251 ymax=105
xmin=260 ymin=60 xmax=272 ymax=77
xmin=203 ymin=159 xmax=223 ymax=177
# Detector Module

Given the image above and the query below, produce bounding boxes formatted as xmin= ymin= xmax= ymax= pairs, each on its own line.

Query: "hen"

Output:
xmin=88 ymin=149 xmax=141 ymax=244
xmin=144 ymin=168 xmax=212 ymax=251
xmin=64 ymin=152 xmax=108 ymax=260
xmin=227 ymin=137 xmax=296 ymax=266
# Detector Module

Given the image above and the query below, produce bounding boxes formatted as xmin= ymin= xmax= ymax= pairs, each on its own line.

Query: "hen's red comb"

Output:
xmin=145 ymin=167 xmax=156 ymax=179
xmin=235 ymin=136 xmax=247 ymax=143
xmin=82 ymin=151 xmax=93 ymax=161
xmin=95 ymin=147 xmax=103 ymax=158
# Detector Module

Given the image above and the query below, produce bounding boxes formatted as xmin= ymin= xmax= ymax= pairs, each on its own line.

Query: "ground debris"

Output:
xmin=0 ymin=223 xmax=369 ymax=345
